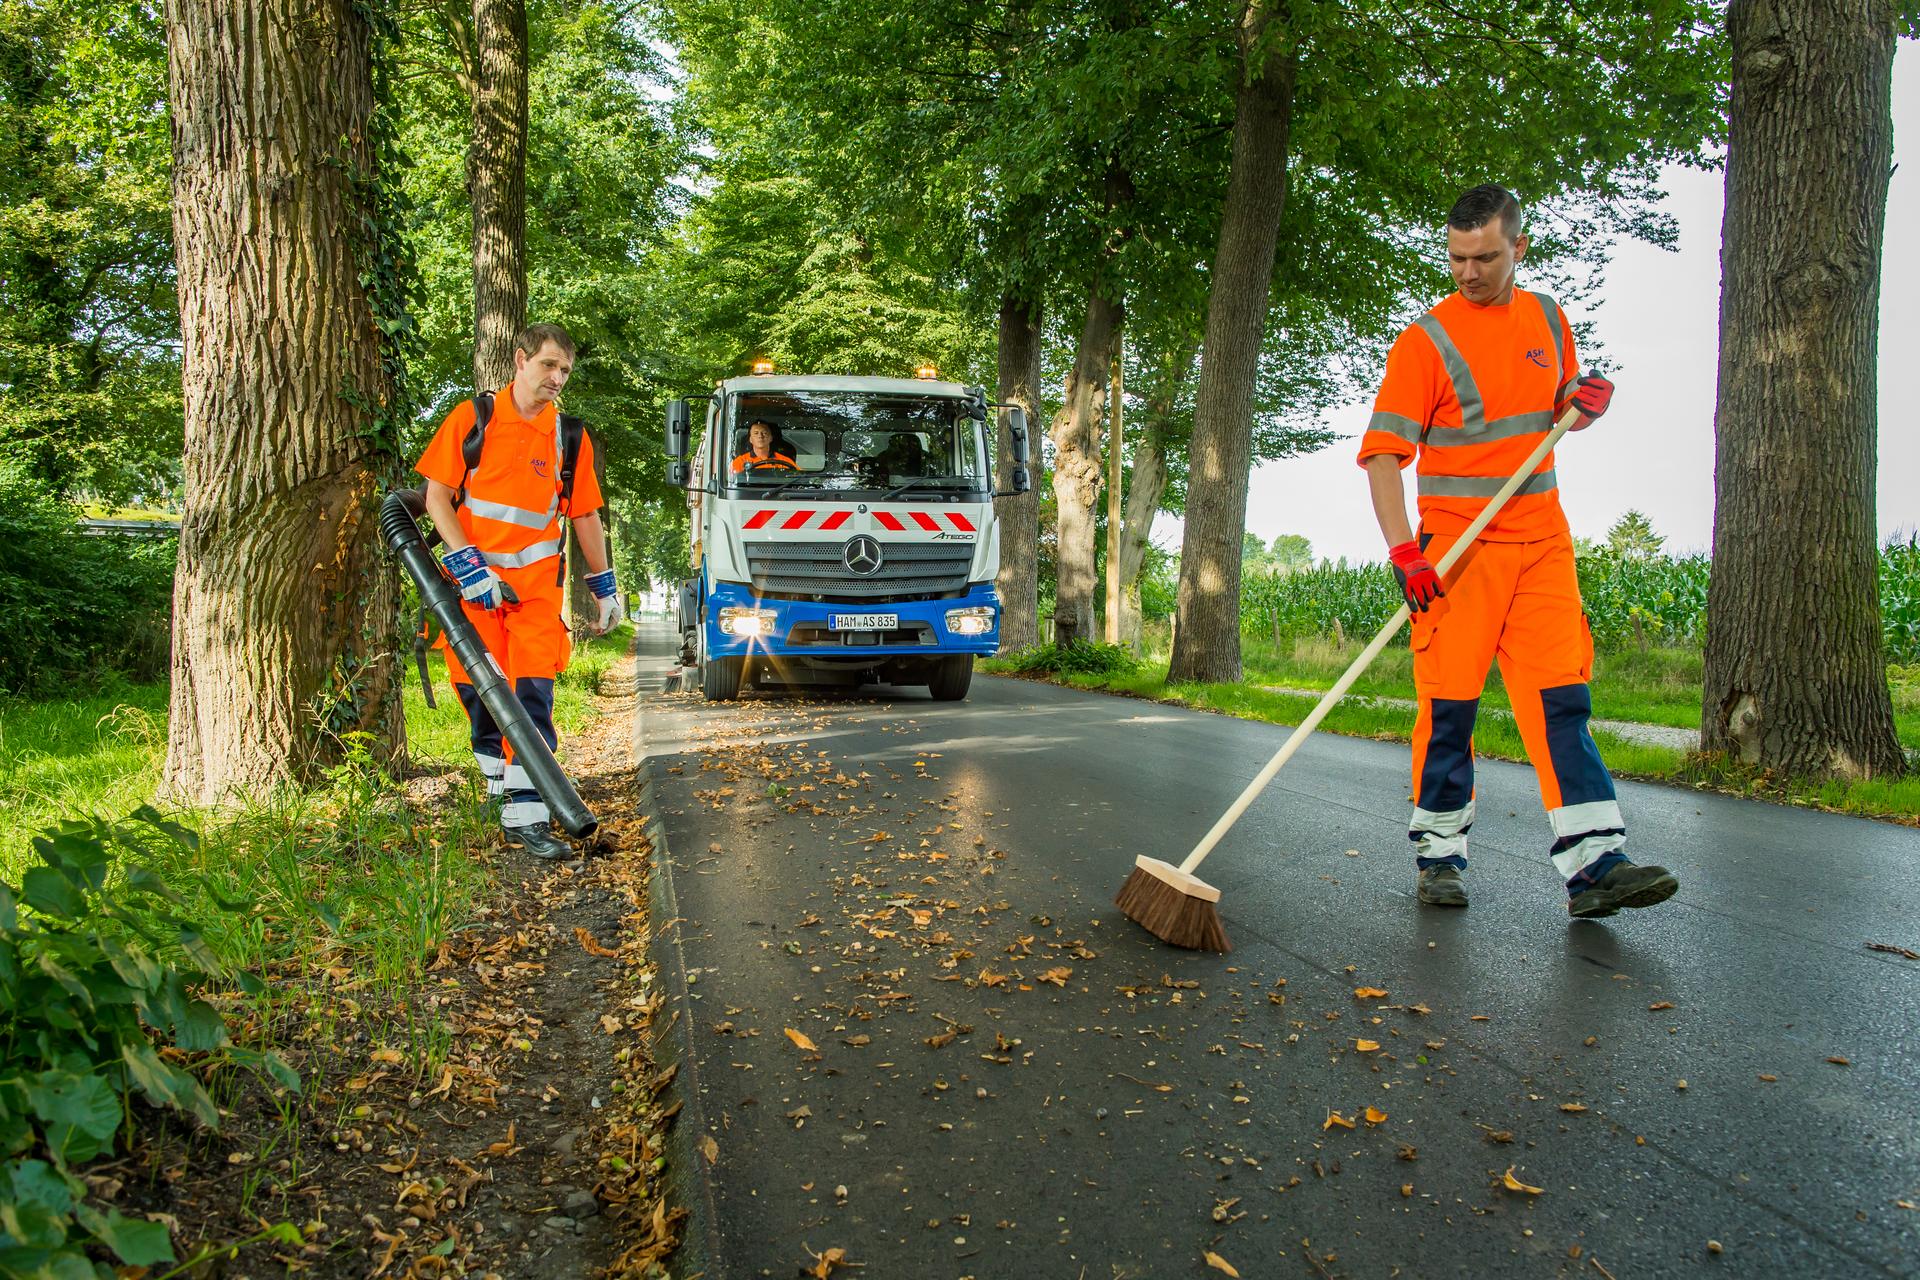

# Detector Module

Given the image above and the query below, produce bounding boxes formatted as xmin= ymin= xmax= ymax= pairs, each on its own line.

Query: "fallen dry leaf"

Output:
xmin=1353 ymin=987 xmax=1389 ymax=999
xmin=1866 ymin=942 xmax=1919 ymax=960
xmin=1354 ymin=1039 xmax=1381 ymax=1052
xmin=1501 ymin=1166 xmax=1544 ymax=1195
xmin=1827 ymin=1055 xmax=1852 ymax=1066
xmin=1364 ymin=1107 xmax=1388 ymax=1124
xmin=805 ymin=1244 xmax=849 ymax=1278
xmin=1324 ymin=1111 xmax=1356 ymax=1131
xmin=1038 ymin=966 xmax=1072 ymax=987
xmin=574 ymin=926 xmax=622 ymax=958
xmin=785 ymin=1027 xmax=819 ymax=1052
xmin=1203 ymin=1251 xmax=1241 ymax=1277
xmin=1648 ymin=1001 xmax=1675 ymax=1011
xmin=1560 ymin=1103 xmax=1588 ymax=1113
xmin=698 ymin=1134 xmax=719 ymax=1165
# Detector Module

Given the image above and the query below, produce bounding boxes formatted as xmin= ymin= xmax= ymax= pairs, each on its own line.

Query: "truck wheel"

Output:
xmin=702 ymin=655 xmax=743 ymax=701
xmin=927 ymin=655 xmax=973 ymax=702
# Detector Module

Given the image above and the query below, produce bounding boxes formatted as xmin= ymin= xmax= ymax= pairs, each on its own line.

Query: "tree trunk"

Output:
xmin=1167 ymin=0 xmax=1296 ymax=685
xmin=1701 ymin=0 xmax=1904 ymax=780
xmin=1104 ymin=334 xmax=1124 ymax=644
xmin=164 ymin=0 xmax=403 ymax=805
xmin=1114 ymin=343 xmax=1198 ymax=640
xmin=469 ymin=0 xmax=528 ymax=390
xmin=995 ymin=293 xmax=1042 ymax=654
xmin=1049 ymin=281 xmax=1123 ymax=646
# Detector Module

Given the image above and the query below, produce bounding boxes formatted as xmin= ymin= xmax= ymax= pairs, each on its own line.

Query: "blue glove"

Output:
xmin=444 ymin=545 xmax=503 ymax=610
xmin=586 ymin=568 xmax=624 ymax=634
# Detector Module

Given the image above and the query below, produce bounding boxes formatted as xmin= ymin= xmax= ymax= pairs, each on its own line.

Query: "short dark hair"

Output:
xmin=1447 ymin=184 xmax=1522 ymax=239
xmin=514 ymin=322 xmax=576 ymax=361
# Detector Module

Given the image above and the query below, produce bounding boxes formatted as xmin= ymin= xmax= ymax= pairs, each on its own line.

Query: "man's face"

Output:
xmin=748 ymin=422 xmax=772 ymax=452
xmin=514 ymin=341 xmax=573 ymax=404
xmin=1447 ymin=222 xmax=1528 ymax=305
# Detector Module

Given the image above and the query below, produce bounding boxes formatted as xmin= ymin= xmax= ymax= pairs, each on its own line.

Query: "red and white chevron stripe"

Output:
xmin=740 ymin=508 xmax=977 ymax=534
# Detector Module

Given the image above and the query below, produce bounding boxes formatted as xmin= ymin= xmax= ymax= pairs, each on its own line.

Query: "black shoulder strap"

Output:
xmin=459 ymin=391 xmax=494 ymax=486
xmin=558 ymin=414 xmax=586 ymax=507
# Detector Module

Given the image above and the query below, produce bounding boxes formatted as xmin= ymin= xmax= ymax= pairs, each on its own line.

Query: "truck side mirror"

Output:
xmin=666 ymin=399 xmax=691 ymax=459
xmin=1007 ymin=406 xmax=1030 ymax=465
xmin=667 ymin=460 xmax=689 ymax=489
xmin=1011 ymin=465 xmax=1031 ymax=495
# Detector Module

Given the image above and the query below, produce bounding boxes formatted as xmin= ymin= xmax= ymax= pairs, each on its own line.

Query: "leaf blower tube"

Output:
xmin=380 ymin=488 xmax=598 ymax=838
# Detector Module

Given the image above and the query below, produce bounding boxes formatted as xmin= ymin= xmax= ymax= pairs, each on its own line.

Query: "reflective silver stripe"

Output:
xmin=1421 ymin=410 xmax=1555 ymax=447
xmin=1529 ymin=291 xmax=1563 ymax=389
xmin=1413 ymin=313 xmax=1486 ymax=435
xmin=1367 ymin=411 xmax=1424 ymax=443
xmin=466 ymin=494 xmax=557 ymax=530
xmin=482 ymin=537 xmax=563 ymax=569
xmin=1417 ymin=468 xmax=1557 ymax=498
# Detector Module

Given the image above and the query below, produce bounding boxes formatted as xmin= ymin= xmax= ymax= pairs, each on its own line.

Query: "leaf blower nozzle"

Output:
xmin=380 ymin=489 xmax=598 ymax=838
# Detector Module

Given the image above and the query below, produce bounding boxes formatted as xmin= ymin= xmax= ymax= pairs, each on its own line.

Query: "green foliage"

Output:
xmin=1004 ymin=641 xmax=1140 ymax=677
xmin=1241 ymin=557 xmax=1408 ymax=645
xmin=0 ymin=810 xmax=296 ymax=1275
xmin=1881 ymin=533 xmax=1919 ymax=664
xmin=0 ymin=0 xmax=180 ymax=504
xmin=0 ymin=464 xmax=172 ymax=696
xmin=1605 ymin=509 xmax=1665 ymax=559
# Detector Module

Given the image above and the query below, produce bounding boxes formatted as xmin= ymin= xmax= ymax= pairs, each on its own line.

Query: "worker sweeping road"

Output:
xmin=1358 ymin=184 xmax=1679 ymax=918
xmin=416 ymin=323 xmax=623 ymax=861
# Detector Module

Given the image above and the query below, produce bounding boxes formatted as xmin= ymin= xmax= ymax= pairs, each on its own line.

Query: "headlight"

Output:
xmin=945 ymin=606 xmax=995 ymax=636
xmin=718 ymin=606 xmax=779 ymax=637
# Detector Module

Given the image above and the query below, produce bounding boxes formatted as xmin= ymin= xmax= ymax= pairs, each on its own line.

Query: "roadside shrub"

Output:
xmin=0 ymin=810 xmax=297 ymax=1274
xmin=1006 ymin=641 xmax=1140 ymax=677
xmin=0 ymin=465 xmax=175 ymax=696
xmin=1881 ymin=534 xmax=1919 ymax=663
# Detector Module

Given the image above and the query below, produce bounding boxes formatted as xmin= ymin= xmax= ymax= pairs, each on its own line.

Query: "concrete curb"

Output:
xmin=629 ymin=631 xmax=727 ymax=1280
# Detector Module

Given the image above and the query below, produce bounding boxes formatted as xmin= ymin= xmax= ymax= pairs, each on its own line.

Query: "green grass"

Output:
xmin=985 ymin=650 xmax=1920 ymax=822
xmin=1232 ymin=634 xmax=1920 ymax=747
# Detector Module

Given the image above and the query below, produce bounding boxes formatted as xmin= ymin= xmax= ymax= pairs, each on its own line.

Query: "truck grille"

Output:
xmin=744 ymin=540 xmax=974 ymax=602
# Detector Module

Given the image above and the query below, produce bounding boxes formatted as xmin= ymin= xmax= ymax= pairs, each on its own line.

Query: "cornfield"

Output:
xmin=1241 ymin=539 xmax=1919 ymax=662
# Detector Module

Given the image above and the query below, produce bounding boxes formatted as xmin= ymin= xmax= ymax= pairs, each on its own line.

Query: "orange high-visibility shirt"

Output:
xmin=731 ymin=450 xmax=796 ymax=473
xmin=1357 ymin=290 xmax=1579 ymax=542
xmin=415 ymin=387 xmax=605 ymax=572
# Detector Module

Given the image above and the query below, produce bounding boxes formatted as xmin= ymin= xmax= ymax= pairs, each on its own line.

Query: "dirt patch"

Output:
xmin=128 ymin=650 xmax=685 ymax=1278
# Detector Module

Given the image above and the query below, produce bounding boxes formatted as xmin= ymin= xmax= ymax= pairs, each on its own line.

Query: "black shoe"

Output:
xmin=1568 ymin=861 xmax=1678 ymax=918
xmin=1417 ymin=864 xmax=1468 ymax=907
xmin=503 ymin=820 xmax=575 ymax=861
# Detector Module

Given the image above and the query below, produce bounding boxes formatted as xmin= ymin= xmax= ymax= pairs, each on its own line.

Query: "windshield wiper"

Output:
xmin=875 ymin=476 xmax=978 ymax=503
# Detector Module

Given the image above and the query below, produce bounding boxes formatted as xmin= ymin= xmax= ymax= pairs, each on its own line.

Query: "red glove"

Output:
xmin=1569 ymin=371 xmax=1613 ymax=429
xmin=1387 ymin=540 xmax=1444 ymax=613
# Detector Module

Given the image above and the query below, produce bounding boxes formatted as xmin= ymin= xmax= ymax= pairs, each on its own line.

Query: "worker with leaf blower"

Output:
xmin=1358 ymin=184 xmax=1679 ymax=918
xmin=416 ymin=323 xmax=624 ymax=861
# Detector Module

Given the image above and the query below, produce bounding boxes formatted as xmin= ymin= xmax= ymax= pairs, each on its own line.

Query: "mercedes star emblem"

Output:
xmin=843 ymin=535 xmax=884 ymax=577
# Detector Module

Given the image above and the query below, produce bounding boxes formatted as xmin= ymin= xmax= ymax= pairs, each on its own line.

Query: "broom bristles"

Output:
xmin=1115 ymin=856 xmax=1231 ymax=952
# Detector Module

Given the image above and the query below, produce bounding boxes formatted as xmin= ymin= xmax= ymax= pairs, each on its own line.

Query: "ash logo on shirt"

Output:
xmin=530 ymin=457 xmax=549 ymax=477
xmin=1523 ymin=347 xmax=1550 ymax=368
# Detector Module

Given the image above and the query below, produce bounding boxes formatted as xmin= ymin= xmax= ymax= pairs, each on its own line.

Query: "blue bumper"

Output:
xmin=703 ymin=579 xmax=1001 ymax=658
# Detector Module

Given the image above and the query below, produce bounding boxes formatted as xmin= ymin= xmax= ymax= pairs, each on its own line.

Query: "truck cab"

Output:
xmin=666 ymin=371 xmax=1030 ymax=701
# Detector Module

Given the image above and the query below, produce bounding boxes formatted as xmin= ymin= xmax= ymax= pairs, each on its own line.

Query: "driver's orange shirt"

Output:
xmin=731 ymin=451 xmax=796 ymax=472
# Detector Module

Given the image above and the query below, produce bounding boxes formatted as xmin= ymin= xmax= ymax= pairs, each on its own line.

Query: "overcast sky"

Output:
xmin=1237 ymin=42 xmax=1920 ymax=565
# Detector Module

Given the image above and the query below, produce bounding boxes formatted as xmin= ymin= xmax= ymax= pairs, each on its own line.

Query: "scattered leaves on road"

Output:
xmin=1324 ymin=1111 xmax=1355 ymax=1131
xmin=1501 ymin=1167 xmax=1544 ymax=1195
xmin=1203 ymin=1250 xmax=1241 ymax=1276
xmin=784 ymin=1028 xmax=818 ymax=1053
xmin=1353 ymin=987 xmax=1388 ymax=999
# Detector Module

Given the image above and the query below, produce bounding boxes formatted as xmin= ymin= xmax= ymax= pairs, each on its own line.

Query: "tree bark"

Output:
xmin=995 ymin=292 xmax=1042 ymax=654
xmin=1112 ymin=343 xmax=1195 ymax=641
xmin=1104 ymin=334 xmax=1124 ymax=644
xmin=1701 ymin=0 xmax=1904 ymax=780
xmin=1048 ymin=281 xmax=1123 ymax=646
xmin=469 ymin=0 xmax=528 ymax=390
xmin=1168 ymin=0 xmax=1296 ymax=684
xmin=164 ymin=0 xmax=403 ymax=805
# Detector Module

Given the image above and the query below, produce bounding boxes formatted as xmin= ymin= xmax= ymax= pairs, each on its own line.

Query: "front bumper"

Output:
xmin=703 ymin=579 xmax=1001 ymax=658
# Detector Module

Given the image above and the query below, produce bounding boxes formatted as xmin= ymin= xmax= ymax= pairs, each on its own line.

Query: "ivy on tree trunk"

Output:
xmin=163 ymin=0 xmax=405 ymax=805
xmin=1700 ymin=0 xmax=1904 ymax=780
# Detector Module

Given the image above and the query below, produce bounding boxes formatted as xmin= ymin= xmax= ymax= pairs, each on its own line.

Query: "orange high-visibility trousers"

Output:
xmin=438 ymin=564 xmax=572 ymax=828
xmin=1406 ymin=531 xmax=1626 ymax=881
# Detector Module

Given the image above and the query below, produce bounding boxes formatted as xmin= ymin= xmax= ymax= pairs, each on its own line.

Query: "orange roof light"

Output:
xmin=751 ymin=359 xmax=775 ymax=375
xmin=914 ymin=364 xmax=938 ymax=380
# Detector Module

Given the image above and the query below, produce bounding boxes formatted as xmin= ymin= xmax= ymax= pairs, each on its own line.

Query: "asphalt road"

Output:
xmin=631 ymin=622 xmax=1920 ymax=1280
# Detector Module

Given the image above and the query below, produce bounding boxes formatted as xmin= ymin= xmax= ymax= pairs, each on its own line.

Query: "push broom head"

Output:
xmin=1115 ymin=856 xmax=1231 ymax=952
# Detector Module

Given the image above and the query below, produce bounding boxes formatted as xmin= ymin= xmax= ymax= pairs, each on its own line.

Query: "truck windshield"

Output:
xmin=722 ymin=391 xmax=989 ymax=496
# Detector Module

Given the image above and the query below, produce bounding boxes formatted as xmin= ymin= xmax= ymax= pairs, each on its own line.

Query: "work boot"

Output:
xmin=1567 ymin=860 xmax=1678 ymax=918
xmin=503 ymin=821 xmax=574 ymax=861
xmin=1417 ymin=864 xmax=1468 ymax=907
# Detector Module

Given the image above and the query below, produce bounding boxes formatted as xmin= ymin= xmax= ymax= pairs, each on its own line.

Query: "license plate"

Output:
xmin=830 ymin=613 xmax=898 ymax=631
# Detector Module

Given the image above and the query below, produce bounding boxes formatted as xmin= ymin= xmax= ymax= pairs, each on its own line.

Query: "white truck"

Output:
xmin=666 ymin=370 xmax=1031 ymax=701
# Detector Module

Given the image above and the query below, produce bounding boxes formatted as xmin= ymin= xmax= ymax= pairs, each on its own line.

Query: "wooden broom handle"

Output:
xmin=1175 ymin=404 xmax=1582 ymax=876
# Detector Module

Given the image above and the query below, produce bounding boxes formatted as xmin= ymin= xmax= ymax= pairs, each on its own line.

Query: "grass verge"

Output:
xmin=982 ymin=652 xmax=1920 ymax=824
